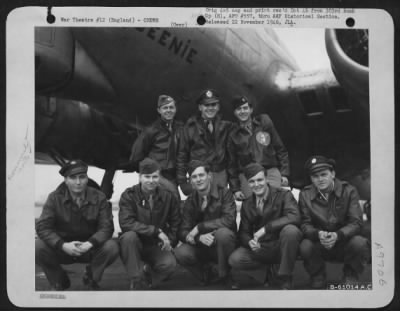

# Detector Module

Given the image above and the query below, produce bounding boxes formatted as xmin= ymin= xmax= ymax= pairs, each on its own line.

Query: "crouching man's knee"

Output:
xmin=280 ymin=224 xmax=302 ymax=241
xmin=119 ymin=231 xmax=140 ymax=245
xmin=101 ymin=239 xmax=120 ymax=260
xmin=214 ymin=228 xmax=236 ymax=244
xmin=345 ymin=235 xmax=371 ymax=259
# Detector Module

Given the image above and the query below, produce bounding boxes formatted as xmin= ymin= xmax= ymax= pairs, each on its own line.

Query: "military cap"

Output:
xmin=244 ymin=162 xmax=265 ymax=180
xmin=197 ymin=89 xmax=220 ymax=105
xmin=139 ymin=157 xmax=161 ymax=174
xmin=231 ymin=95 xmax=250 ymax=110
xmin=188 ymin=160 xmax=209 ymax=176
xmin=304 ymin=155 xmax=336 ymax=175
xmin=59 ymin=160 xmax=88 ymax=177
xmin=158 ymin=94 xmax=175 ymax=108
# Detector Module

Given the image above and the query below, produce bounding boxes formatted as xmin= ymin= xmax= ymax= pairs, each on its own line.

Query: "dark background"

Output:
xmin=1 ymin=0 xmax=399 ymax=310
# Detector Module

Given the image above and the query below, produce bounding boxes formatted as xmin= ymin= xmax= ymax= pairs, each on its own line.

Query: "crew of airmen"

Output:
xmin=35 ymin=89 xmax=371 ymax=290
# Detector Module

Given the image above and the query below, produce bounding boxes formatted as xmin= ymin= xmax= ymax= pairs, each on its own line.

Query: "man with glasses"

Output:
xmin=176 ymin=89 xmax=232 ymax=195
xmin=227 ymin=95 xmax=290 ymax=201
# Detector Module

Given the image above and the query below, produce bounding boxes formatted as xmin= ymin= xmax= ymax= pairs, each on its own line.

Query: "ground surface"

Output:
xmin=35 ymin=256 xmax=372 ymax=291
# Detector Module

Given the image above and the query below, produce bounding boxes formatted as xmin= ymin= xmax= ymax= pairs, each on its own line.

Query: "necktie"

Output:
xmin=149 ymin=195 xmax=154 ymax=211
xmin=201 ymin=195 xmax=208 ymax=211
xmin=207 ymin=120 xmax=213 ymax=133
xmin=75 ymin=197 xmax=83 ymax=208
xmin=257 ymin=198 xmax=264 ymax=214
xmin=246 ymin=124 xmax=252 ymax=135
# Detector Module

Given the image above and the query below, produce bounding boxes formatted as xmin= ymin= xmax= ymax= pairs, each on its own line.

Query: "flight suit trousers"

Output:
xmin=119 ymin=231 xmax=177 ymax=284
xmin=299 ymin=235 xmax=371 ymax=277
xmin=229 ymin=224 xmax=302 ymax=277
xmin=174 ymin=228 xmax=236 ymax=280
xmin=35 ymin=238 xmax=119 ymax=287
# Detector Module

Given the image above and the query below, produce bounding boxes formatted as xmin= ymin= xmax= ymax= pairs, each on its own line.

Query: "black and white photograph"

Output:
xmin=6 ymin=7 xmax=395 ymax=308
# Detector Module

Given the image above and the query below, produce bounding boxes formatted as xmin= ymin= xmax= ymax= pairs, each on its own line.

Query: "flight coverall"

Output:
xmin=118 ymin=184 xmax=181 ymax=284
xmin=176 ymin=115 xmax=233 ymax=189
xmin=299 ymin=179 xmax=370 ymax=278
xmin=227 ymin=114 xmax=290 ymax=195
xmin=129 ymin=118 xmax=183 ymax=197
xmin=174 ymin=183 xmax=237 ymax=281
xmin=229 ymin=186 xmax=302 ymax=278
xmin=35 ymin=184 xmax=119 ymax=287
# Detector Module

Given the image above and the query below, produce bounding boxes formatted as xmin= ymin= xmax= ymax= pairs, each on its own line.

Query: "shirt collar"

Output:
xmin=161 ymin=118 xmax=173 ymax=128
xmin=257 ymin=186 xmax=269 ymax=202
xmin=252 ymin=184 xmax=270 ymax=204
xmin=240 ymin=119 xmax=252 ymax=128
xmin=59 ymin=183 xmax=97 ymax=204
xmin=139 ymin=185 xmax=159 ymax=200
xmin=310 ymin=179 xmax=341 ymax=200
xmin=194 ymin=181 xmax=219 ymax=204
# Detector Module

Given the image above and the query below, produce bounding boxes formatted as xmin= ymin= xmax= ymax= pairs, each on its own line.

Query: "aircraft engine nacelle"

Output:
xmin=35 ymin=96 xmax=136 ymax=170
xmin=35 ymin=28 xmax=116 ymax=105
xmin=35 ymin=28 xmax=74 ymax=92
xmin=325 ymin=29 xmax=369 ymax=103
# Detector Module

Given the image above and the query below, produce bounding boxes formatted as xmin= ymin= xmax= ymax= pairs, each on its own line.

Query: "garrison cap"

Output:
xmin=59 ymin=160 xmax=88 ymax=177
xmin=139 ymin=158 xmax=161 ymax=174
xmin=231 ymin=95 xmax=250 ymax=110
xmin=197 ymin=89 xmax=220 ymax=105
xmin=158 ymin=95 xmax=175 ymax=108
xmin=243 ymin=162 xmax=265 ymax=180
xmin=188 ymin=160 xmax=209 ymax=176
xmin=304 ymin=155 xmax=336 ymax=175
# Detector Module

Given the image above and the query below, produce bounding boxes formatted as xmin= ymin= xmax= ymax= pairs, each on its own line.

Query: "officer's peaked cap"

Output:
xmin=197 ymin=89 xmax=220 ymax=105
xmin=304 ymin=155 xmax=336 ymax=175
xmin=59 ymin=160 xmax=88 ymax=177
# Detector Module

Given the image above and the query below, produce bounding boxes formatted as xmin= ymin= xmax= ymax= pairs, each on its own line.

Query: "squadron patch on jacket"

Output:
xmin=256 ymin=131 xmax=270 ymax=146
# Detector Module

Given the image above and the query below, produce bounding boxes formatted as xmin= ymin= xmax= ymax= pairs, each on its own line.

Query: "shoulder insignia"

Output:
xmin=256 ymin=131 xmax=271 ymax=146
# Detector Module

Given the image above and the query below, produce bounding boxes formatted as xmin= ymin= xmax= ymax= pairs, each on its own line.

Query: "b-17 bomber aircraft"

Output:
xmin=34 ymin=26 xmax=370 ymax=201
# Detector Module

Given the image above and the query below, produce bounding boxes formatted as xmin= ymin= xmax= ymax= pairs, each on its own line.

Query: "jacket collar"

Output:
xmin=154 ymin=117 xmax=172 ymax=129
xmin=190 ymin=114 xmax=221 ymax=128
xmin=250 ymin=184 xmax=275 ymax=204
xmin=252 ymin=115 xmax=261 ymax=127
xmin=135 ymin=183 xmax=162 ymax=201
xmin=57 ymin=183 xmax=98 ymax=205
xmin=192 ymin=180 xmax=220 ymax=204
xmin=309 ymin=178 xmax=342 ymax=200
xmin=234 ymin=116 xmax=260 ymax=135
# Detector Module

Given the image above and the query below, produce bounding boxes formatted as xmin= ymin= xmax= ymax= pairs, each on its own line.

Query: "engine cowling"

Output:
xmin=35 ymin=28 xmax=116 ymax=106
xmin=325 ymin=29 xmax=369 ymax=104
xmin=35 ymin=96 xmax=137 ymax=170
